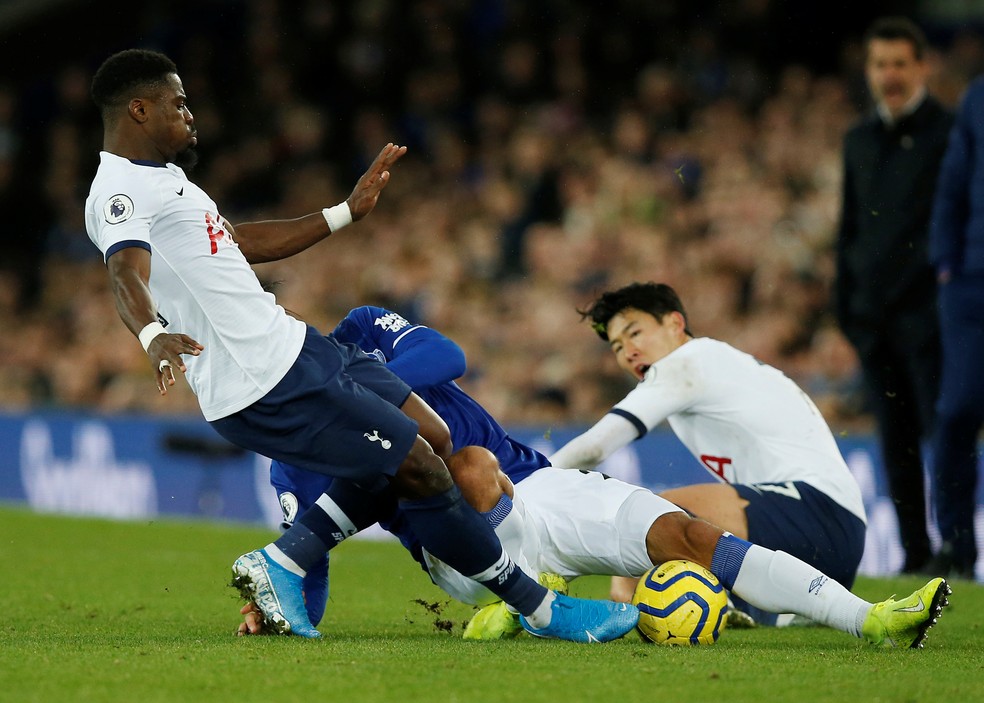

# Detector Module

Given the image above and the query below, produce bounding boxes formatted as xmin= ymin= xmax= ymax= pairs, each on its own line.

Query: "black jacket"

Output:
xmin=836 ymin=96 xmax=953 ymax=336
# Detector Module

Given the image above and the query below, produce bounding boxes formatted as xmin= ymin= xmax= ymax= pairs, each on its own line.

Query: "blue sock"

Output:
xmin=482 ymin=493 xmax=513 ymax=528
xmin=400 ymin=486 xmax=547 ymax=616
xmin=710 ymin=533 xmax=752 ymax=590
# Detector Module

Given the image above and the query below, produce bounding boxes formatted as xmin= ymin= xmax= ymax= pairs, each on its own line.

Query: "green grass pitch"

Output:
xmin=1 ymin=504 xmax=981 ymax=703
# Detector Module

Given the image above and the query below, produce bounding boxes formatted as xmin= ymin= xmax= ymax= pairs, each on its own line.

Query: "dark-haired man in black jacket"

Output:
xmin=836 ymin=16 xmax=953 ymax=574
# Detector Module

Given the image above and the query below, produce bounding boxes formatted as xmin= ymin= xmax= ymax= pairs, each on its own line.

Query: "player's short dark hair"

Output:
xmin=864 ymin=16 xmax=928 ymax=60
xmin=91 ymin=49 xmax=178 ymax=114
xmin=579 ymin=282 xmax=692 ymax=341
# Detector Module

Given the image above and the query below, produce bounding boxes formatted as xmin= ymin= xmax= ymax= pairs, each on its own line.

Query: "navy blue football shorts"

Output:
xmin=210 ymin=326 xmax=418 ymax=484
xmin=734 ymin=481 xmax=865 ymax=587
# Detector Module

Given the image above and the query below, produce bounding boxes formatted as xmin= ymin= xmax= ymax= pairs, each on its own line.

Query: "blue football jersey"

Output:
xmin=268 ymin=306 xmax=550 ymax=558
xmin=331 ymin=305 xmax=550 ymax=483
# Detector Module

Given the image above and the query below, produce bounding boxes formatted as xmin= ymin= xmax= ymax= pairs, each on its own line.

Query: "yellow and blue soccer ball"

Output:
xmin=632 ymin=560 xmax=728 ymax=645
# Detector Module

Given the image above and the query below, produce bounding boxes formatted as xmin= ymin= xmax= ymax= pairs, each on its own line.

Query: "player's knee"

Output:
xmin=393 ymin=436 xmax=454 ymax=498
xmin=447 ymin=446 xmax=507 ymax=512
xmin=646 ymin=512 xmax=723 ymax=568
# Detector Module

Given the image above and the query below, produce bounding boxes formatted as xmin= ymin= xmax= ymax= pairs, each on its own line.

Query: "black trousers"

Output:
xmin=850 ymin=308 xmax=941 ymax=568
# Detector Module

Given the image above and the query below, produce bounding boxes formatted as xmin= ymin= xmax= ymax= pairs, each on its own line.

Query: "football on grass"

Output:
xmin=632 ymin=560 xmax=728 ymax=645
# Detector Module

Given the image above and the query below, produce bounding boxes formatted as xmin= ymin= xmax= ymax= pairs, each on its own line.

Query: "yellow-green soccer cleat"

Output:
xmin=462 ymin=573 xmax=570 ymax=641
xmin=538 ymin=572 xmax=570 ymax=595
xmin=862 ymin=578 xmax=951 ymax=649
xmin=463 ymin=601 xmax=523 ymax=640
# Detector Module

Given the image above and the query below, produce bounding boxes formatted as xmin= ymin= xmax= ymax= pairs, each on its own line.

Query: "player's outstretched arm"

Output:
xmin=548 ymin=413 xmax=639 ymax=469
xmin=234 ymin=143 xmax=407 ymax=264
xmin=107 ymin=247 xmax=204 ymax=395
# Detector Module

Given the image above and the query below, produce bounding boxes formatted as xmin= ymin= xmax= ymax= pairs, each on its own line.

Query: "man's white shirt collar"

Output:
xmin=877 ymin=87 xmax=927 ymax=126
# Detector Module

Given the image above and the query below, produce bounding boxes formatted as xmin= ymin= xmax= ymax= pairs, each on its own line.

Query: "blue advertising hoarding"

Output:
xmin=1 ymin=411 xmax=980 ymax=580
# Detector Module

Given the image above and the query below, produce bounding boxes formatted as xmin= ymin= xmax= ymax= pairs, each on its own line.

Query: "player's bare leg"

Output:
xmin=659 ymin=484 xmax=750 ymax=538
xmin=446 ymin=445 xmax=515 ymax=509
xmin=611 ymin=484 xmax=749 ymax=602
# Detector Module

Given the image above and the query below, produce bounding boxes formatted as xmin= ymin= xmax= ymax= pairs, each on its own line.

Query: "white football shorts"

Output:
xmin=422 ymin=467 xmax=683 ymax=605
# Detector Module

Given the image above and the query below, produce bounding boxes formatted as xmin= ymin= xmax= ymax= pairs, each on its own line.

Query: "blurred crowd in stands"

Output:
xmin=1 ymin=1 xmax=982 ymax=430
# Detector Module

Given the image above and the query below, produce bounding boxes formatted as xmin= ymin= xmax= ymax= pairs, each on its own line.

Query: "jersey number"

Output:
xmin=757 ymin=482 xmax=801 ymax=500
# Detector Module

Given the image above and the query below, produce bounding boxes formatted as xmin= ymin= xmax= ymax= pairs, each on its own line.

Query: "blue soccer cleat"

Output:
xmin=231 ymin=548 xmax=321 ymax=638
xmin=520 ymin=593 xmax=640 ymax=643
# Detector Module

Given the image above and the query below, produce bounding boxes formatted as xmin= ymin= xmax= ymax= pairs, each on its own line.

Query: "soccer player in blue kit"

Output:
xmin=240 ymin=306 xmax=953 ymax=649
xmin=84 ymin=48 xmax=637 ymax=644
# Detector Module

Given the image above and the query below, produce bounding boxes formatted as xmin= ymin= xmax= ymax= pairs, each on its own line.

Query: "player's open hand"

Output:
xmin=148 ymin=333 xmax=204 ymax=395
xmin=346 ymin=143 xmax=407 ymax=221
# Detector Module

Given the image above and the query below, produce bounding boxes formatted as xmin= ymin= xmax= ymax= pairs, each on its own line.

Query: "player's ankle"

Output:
xmin=524 ymin=590 xmax=557 ymax=628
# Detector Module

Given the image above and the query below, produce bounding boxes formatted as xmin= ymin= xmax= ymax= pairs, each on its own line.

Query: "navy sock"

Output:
xmin=709 ymin=533 xmax=752 ymax=590
xmin=273 ymin=517 xmax=332 ymax=572
xmin=274 ymin=482 xmax=382 ymax=571
xmin=400 ymin=486 xmax=547 ymax=616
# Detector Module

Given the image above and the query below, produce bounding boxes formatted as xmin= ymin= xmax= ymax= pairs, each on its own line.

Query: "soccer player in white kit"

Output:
xmin=551 ymin=282 xmax=904 ymax=624
xmin=83 ymin=48 xmax=640 ymax=644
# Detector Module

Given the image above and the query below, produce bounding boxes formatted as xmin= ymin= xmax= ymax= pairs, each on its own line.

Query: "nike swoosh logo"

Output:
xmin=586 ymin=631 xmax=600 ymax=643
xmin=898 ymin=596 xmax=925 ymax=613
xmin=176 ymin=188 xmax=184 ymax=196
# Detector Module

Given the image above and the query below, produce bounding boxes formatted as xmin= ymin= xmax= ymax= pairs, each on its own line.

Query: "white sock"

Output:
xmin=731 ymin=545 xmax=871 ymax=637
xmin=523 ymin=590 xmax=557 ymax=628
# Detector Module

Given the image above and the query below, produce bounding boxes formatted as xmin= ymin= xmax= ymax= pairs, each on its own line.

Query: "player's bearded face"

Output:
xmin=175 ymin=144 xmax=199 ymax=170
xmin=156 ymin=74 xmax=198 ymax=169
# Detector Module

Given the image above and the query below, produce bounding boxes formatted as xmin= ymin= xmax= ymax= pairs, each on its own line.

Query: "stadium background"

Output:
xmin=0 ymin=0 xmax=981 ymax=580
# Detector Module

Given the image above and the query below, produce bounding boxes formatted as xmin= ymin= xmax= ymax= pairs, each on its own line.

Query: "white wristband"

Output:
xmin=138 ymin=321 xmax=167 ymax=352
xmin=322 ymin=202 xmax=353 ymax=232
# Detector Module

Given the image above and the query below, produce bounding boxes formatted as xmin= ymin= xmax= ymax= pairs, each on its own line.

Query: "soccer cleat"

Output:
xmin=519 ymin=593 xmax=640 ymax=643
xmin=861 ymin=578 xmax=951 ymax=649
xmin=231 ymin=549 xmax=321 ymax=638
xmin=463 ymin=573 xmax=569 ymax=641
xmin=537 ymin=571 xmax=569 ymax=595
xmin=463 ymin=601 xmax=523 ymax=640
xmin=726 ymin=608 xmax=758 ymax=629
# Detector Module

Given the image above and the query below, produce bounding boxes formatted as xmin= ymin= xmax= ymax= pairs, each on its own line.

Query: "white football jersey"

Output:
xmin=85 ymin=152 xmax=306 ymax=420
xmin=617 ymin=338 xmax=865 ymax=521
xmin=554 ymin=337 xmax=865 ymax=523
